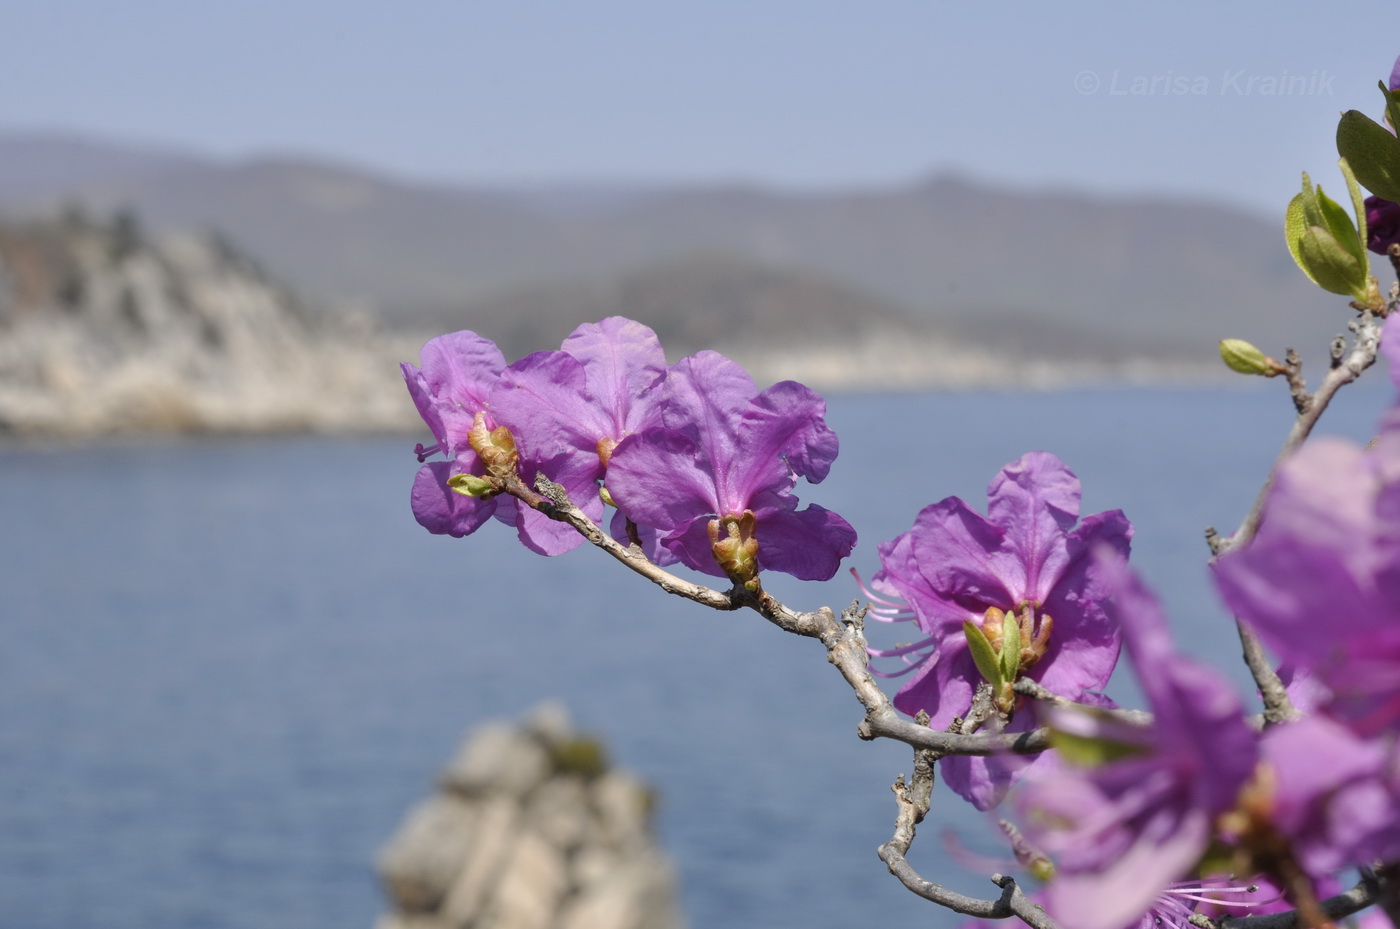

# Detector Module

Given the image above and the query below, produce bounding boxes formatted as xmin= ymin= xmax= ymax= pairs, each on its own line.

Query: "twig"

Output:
xmin=1208 ymin=312 xmax=1383 ymax=725
xmin=510 ymin=473 xmax=1057 ymax=756
xmin=1236 ymin=621 xmax=1299 ymax=726
xmin=1215 ymin=312 xmax=1383 ymax=556
xmin=878 ymin=741 xmax=1063 ymax=928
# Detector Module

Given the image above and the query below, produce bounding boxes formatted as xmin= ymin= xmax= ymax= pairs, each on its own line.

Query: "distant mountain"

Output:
xmin=0 ymin=131 xmax=1359 ymax=375
xmin=0 ymin=210 xmax=415 ymax=436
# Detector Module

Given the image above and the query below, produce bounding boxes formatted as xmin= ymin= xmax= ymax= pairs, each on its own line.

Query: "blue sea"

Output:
xmin=0 ymin=384 xmax=1390 ymax=929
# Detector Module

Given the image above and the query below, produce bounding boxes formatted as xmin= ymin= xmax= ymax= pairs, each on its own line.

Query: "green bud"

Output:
xmin=446 ymin=473 xmax=496 ymax=497
xmin=1218 ymin=339 xmax=1280 ymax=376
xmin=998 ymin=609 xmax=1022 ymax=685
xmin=962 ymin=619 xmax=1004 ymax=693
xmin=599 ymin=484 xmax=617 ymax=508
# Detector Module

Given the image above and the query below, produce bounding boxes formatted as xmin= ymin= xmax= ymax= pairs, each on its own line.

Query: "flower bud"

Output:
xmin=1219 ymin=339 xmax=1282 ymax=377
xmin=467 ymin=412 xmax=519 ymax=477
xmin=446 ymin=473 xmax=497 ymax=498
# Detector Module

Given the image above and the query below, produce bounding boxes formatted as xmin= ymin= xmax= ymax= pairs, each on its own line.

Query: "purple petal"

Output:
xmin=743 ymin=379 xmax=840 ymax=484
xmin=410 ymin=461 xmax=498 ymax=537
xmin=1102 ymin=555 xmax=1257 ymax=812
xmin=1044 ymin=791 xmax=1211 ymax=929
xmin=1213 ymin=438 xmax=1380 ymax=666
xmin=662 ymin=515 xmax=728 ymax=578
xmin=906 ymin=497 xmax=1017 ymax=626
xmin=608 ymin=509 xmax=677 ymax=566
xmin=403 ymin=331 xmax=505 ymax=455
xmin=606 ymin=428 xmax=719 ymax=532
xmin=1263 ymin=715 xmax=1400 ymax=875
xmin=751 ymin=503 xmax=856 ymax=581
xmin=490 ymin=350 xmax=601 ymax=466
xmin=984 ymin=452 xmax=1082 ymax=601
xmin=658 ymin=352 xmax=792 ymax=515
xmin=1031 ymin=511 xmax=1131 ymax=697
xmin=560 ymin=317 xmax=668 ymax=438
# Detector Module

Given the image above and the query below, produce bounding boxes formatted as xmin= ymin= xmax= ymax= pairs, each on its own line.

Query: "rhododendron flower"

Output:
xmin=1212 ymin=314 xmax=1400 ymax=735
xmin=403 ymin=330 xmax=512 ymax=539
xmin=862 ymin=452 xmax=1130 ymax=807
xmin=867 ymin=452 xmax=1131 ymax=724
xmin=489 ymin=317 xmax=672 ymax=557
xmin=1015 ymin=562 xmax=1258 ymax=929
xmin=604 ymin=350 xmax=856 ymax=582
xmin=404 ymin=330 xmax=596 ymax=555
xmin=1258 ymin=715 xmax=1400 ymax=877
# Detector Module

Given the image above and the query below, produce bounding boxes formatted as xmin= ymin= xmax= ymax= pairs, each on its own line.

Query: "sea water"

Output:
xmin=0 ymin=383 xmax=1389 ymax=929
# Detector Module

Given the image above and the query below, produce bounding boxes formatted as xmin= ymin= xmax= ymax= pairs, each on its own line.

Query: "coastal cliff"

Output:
xmin=0 ymin=210 xmax=415 ymax=437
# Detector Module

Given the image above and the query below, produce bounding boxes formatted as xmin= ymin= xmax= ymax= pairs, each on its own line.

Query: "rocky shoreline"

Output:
xmin=0 ymin=213 xmax=1224 ymax=441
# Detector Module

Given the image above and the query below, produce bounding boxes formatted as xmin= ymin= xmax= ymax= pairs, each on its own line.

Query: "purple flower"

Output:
xmin=403 ymin=330 xmax=513 ymax=539
xmin=863 ymin=453 xmax=1131 ymax=806
xmin=604 ymin=350 xmax=856 ymax=582
xmin=1015 ymin=562 xmax=1258 ymax=929
xmin=1259 ymin=715 xmax=1400 ymax=878
xmin=1212 ymin=316 xmax=1400 ymax=735
xmin=1365 ymin=196 xmax=1400 ymax=255
xmin=403 ymin=330 xmax=597 ymax=555
xmin=489 ymin=317 xmax=672 ymax=557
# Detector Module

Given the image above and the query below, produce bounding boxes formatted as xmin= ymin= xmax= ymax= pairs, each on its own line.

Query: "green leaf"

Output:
xmin=1284 ymin=190 xmax=1311 ymax=280
xmin=963 ymin=620 xmax=1003 ymax=689
xmin=1048 ymin=728 xmax=1150 ymax=767
xmin=999 ymin=610 xmax=1022 ymax=683
xmin=1298 ymin=224 xmax=1367 ymax=298
xmin=1336 ymin=109 xmax=1400 ymax=203
xmin=1315 ymin=182 xmax=1365 ymax=271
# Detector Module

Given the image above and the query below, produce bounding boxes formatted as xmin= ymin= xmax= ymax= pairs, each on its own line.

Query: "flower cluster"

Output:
xmin=402 ymin=317 xmax=856 ymax=582
xmin=972 ymin=315 xmax=1400 ymax=928
xmin=402 ymin=57 xmax=1400 ymax=926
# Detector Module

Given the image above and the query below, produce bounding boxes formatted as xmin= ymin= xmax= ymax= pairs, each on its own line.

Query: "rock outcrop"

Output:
xmin=375 ymin=704 xmax=686 ymax=929
xmin=0 ymin=209 xmax=418 ymax=436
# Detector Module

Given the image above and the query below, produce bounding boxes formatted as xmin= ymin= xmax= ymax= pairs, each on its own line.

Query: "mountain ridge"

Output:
xmin=0 ymin=130 xmax=1355 ymax=379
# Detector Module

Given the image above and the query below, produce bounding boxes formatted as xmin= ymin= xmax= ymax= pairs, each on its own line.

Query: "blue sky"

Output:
xmin=3 ymin=1 xmax=1397 ymax=217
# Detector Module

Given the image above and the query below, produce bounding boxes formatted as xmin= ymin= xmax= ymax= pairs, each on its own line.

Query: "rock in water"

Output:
xmin=375 ymin=703 xmax=686 ymax=929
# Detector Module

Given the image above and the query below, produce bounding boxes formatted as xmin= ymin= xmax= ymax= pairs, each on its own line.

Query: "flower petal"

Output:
xmin=606 ymin=427 xmax=719 ymax=532
xmin=984 ymin=452 xmax=1082 ymax=601
xmin=410 ymin=461 xmax=497 ymax=537
xmin=561 ymin=316 xmax=668 ymax=438
xmin=751 ymin=503 xmax=856 ymax=581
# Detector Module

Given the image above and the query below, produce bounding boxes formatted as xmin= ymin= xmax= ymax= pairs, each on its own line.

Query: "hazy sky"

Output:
xmin=3 ymin=1 xmax=1397 ymax=217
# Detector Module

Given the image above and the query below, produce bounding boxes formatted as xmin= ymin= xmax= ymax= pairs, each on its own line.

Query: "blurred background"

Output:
xmin=1 ymin=2 xmax=1397 ymax=928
